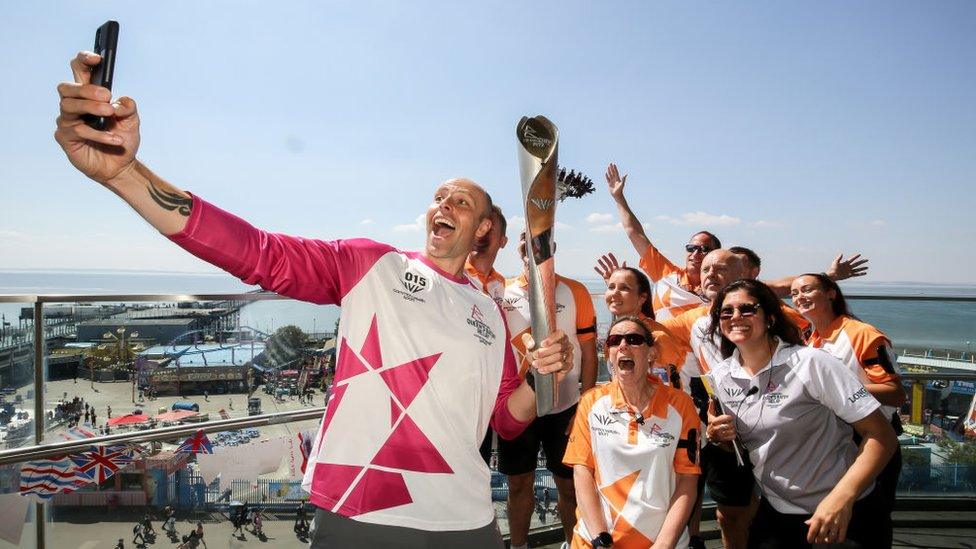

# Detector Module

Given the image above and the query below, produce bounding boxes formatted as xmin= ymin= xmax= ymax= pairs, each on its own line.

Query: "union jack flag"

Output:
xmin=20 ymin=457 xmax=93 ymax=499
xmin=20 ymin=428 xmax=100 ymax=499
xmin=69 ymin=445 xmax=134 ymax=484
xmin=176 ymin=430 xmax=213 ymax=454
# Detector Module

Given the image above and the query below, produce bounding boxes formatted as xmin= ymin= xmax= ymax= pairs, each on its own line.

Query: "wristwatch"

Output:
xmin=591 ymin=531 xmax=613 ymax=548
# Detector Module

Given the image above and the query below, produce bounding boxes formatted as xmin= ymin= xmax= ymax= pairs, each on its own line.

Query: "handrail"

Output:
xmin=0 ymin=291 xmax=283 ymax=303
xmin=901 ymin=372 xmax=976 ymax=381
xmin=1 ymin=290 xmax=976 ymax=304
xmin=0 ymin=407 xmax=324 ymax=467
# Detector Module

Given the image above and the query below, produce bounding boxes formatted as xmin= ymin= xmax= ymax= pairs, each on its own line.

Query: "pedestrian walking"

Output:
xmin=203 ymin=390 xmax=209 ymax=402
xmin=142 ymin=513 xmax=156 ymax=537
xmin=132 ymin=522 xmax=145 ymax=545
xmin=163 ymin=505 xmax=176 ymax=533
xmin=107 ymin=404 xmax=112 ymax=418
xmin=115 ymin=539 xmax=124 ymax=549
xmin=196 ymin=521 xmax=207 ymax=548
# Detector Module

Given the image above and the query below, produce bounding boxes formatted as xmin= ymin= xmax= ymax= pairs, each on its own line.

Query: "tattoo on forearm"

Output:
xmin=147 ymin=181 xmax=192 ymax=216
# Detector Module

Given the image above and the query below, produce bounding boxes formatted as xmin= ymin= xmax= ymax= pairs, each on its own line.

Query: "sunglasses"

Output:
xmin=606 ymin=333 xmax=652 ymax=347
xmin=685 ymin=244 xmax=714 ymax=255
xmin=719 ymin=303 xmax=762 ymax=320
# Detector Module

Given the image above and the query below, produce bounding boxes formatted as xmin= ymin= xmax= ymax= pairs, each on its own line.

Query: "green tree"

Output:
xmin=939 ymin=439 xmax=976 ymax=465
xmin=265 ymin=325 xmax=307 ymax=368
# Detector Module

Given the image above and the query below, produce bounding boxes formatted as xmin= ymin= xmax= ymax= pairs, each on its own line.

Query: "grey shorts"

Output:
xmin=309 ymin=507 xmax=504 ymax=549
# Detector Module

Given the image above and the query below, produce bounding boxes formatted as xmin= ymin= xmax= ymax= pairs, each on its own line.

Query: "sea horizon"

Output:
xmin=1 ymin=270 xmax=974 ymax=354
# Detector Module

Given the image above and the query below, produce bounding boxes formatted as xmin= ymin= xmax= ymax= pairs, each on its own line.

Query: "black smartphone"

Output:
xmin=83 ymin=20 xmax=120 ymax=130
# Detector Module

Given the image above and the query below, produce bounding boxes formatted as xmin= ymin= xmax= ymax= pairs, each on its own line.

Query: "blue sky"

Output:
xmin=1 ymin=1 xmax=974 ymax=284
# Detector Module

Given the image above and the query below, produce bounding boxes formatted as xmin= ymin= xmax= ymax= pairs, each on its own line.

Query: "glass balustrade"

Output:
xmin=0 ymin=291 xmax=972 ymax=547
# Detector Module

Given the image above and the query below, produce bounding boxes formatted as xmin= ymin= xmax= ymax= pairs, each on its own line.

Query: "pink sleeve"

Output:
xmin=490 ymin=316 xmax=532 ymax=440
xmin=167 ymin=195 xmax=392 ymax=305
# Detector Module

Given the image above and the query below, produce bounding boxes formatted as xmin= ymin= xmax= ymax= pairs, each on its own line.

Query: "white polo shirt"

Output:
xmin=706 ymin=340 xmax=880 ymax=514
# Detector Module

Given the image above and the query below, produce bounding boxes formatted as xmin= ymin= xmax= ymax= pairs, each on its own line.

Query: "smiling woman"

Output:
xmin=562 ymin=316 xmax=701 ymax=548
xmin=704 ymin=279 xmax=898 ymax=548
xmin=603 ymin=268 xmax=687 ymax=382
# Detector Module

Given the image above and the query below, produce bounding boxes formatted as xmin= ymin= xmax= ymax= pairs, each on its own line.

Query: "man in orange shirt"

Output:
xmin=601 ymin=163 xmax=869 ymax=320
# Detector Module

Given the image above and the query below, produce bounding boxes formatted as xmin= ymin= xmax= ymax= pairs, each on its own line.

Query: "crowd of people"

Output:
xmin=56 ymin=50 xmax=903 ymax=549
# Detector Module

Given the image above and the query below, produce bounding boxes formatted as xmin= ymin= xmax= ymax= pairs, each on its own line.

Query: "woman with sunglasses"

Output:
xmin=563 ymin=316 xmax=700 ymax=548
xmin=604 ymin=267 xmax=685 ymax=385
xmin=791 ymin=273 xmax=906 ymax=545
xmin=705 ymin=279 xmax=897 ymax=548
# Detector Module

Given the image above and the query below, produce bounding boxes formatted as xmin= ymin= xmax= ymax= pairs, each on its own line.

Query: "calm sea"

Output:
xmin=1 ymin=271 xmax=974 ymax=353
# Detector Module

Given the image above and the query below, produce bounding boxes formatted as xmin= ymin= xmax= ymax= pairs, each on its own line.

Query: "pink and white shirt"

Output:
xmin=169 ymin=196 xmax=528 ymax=531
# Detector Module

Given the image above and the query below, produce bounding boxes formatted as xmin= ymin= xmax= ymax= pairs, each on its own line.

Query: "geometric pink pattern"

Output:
xmin=391 ymin=398 xmax=402 ymax=427
xmin=310 ymin=462 xmax=364 ymax=509
xmin=379 ymin=352 xmax=442 ymax=409
xmin=336 ymin=467 xmax=413 ymax=516
xmin=371 ymin=414 xmax=453 ymax=474
xmin=320 ymin=383 xmax=348 ymax=435
xmin=360 ymin=316 xmax=384 ymax=370
xmin=317 ymin=314 xmax=452 ymax=517
xmin=335 ymin=337 xmax=371 ymax=385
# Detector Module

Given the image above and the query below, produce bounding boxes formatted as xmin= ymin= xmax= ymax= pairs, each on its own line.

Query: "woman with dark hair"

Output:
xmin=564 ymin=316 xmax=700 ymax=548
xmin=791 ymin=273 xmax=906 ymax=543
xmin=604 ymin=267 xmax=684 ymax=383
xmin=705 ymin=279 xmax=897 ymax=548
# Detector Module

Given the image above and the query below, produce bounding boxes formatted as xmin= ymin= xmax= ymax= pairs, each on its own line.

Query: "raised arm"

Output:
xmin=55 ymin=52 xmax=388 ymax=306
xmin=606 ymin=163 xmax=651 ymax=256
xmin=56 ymin=52 xmax=191 ymax=236
xmin=764 ymin=253 xmax=870 ymax=297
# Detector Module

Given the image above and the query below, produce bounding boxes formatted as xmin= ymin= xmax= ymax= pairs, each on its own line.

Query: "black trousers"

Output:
xmin=747 ymin=485 xmax=891 ymax=549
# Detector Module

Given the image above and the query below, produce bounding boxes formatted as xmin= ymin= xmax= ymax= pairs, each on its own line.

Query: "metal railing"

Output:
xmin=0 ymin=407 xmax=324 ymax=466
xmin=1 ymin=290 xmax=974 ymax=548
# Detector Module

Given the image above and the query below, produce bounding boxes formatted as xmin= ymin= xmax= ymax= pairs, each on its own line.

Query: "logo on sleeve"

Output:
xmin=394 ymin=270 xmax=428 ymax=303
xmin=848 ymin=387 xmax=869 ymax=404
xmin=467 ymin=305 xmax=497 ymax=346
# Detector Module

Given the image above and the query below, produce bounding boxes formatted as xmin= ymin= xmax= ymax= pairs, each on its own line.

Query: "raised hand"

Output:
xmin=826 ymin=253 xmax=869 ymax=281
xmin=593 ymin=252 xmax=625 ymax=282
xmin=55 ymin=51 xmax=141 ymax=184
xmin=605 ymin=163 xmax=628 ymax=202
